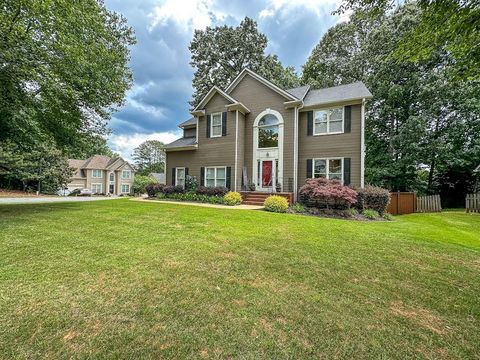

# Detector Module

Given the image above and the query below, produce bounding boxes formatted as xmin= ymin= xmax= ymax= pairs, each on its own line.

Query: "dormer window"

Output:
xmin=210 ymin=112 xmax=222 ymax=137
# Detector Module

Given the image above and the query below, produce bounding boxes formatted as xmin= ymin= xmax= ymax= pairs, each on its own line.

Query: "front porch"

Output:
xmin=240 ymin=191 xmax=294 ymax=206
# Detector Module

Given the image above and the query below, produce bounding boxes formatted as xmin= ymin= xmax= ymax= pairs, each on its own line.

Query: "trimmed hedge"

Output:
xmin=299 ymin=178 xmax=357 ymax=210
xmin=145 ymin=183 xmax=164 ymax=197
xmin=162 ymin=185 xmax=185 ymax=195
xmin=156 ymin=192 xmax=224 ymax=204
xmin=355 ymin=185 xmax=390 ymax=215
xmin=264 ymin=195 xmax=289 ymax=213
xmin=196 ymin=186 xmax=228 ymax=197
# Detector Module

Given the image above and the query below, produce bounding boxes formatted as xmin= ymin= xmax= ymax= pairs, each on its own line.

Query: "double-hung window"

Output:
xmin=175 ymin=167 xmax=185 ymax=187
xmin=313 ymin=158 xmax=343 ymax=183
xmin=211 ymin=112 xmax=222 ymax=137
xmin=313 ymin=107 xmax=344 ymax=135
xmin=121 ymin=184 xmax=130 ymax=193
xmin=91 ymin=183 xmax=102 ymax=193
xmin=122 ymin=170 xmax=131 ymax=179
xmin=92 ymin=169 xmax=102 ymax=178
xmin=205 ymin=167 xmax=226 ymax=187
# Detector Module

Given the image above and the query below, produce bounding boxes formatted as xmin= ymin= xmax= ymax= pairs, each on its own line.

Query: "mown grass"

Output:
xmin=0 ymin=199 xmax=479 ymax=359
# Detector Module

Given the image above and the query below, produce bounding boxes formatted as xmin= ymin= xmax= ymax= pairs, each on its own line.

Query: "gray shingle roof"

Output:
xmin=164 ymin=137 xmax=197 ymax=149
xmin=286 ymin=85 xmax=310 ymax=100
xmin=303 ymin=82 xmax=372 ymax=107
xmin=178 ymin=117 xmax=196 ymax=128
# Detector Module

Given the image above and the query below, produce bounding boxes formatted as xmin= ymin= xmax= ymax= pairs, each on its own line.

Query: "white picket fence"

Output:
xmin=466 ymin=193 xmax=480 ymax=213
xmin=416 ymin=195 xmax=442 ymax=213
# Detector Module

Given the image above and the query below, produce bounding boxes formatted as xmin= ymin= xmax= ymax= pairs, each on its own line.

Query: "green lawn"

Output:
xmin=1 ymin=200 xmax=479 ymax=359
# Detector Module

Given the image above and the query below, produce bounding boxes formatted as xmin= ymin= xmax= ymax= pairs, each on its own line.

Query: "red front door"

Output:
xmin=262 ymin=160 xmax=273 ymax=187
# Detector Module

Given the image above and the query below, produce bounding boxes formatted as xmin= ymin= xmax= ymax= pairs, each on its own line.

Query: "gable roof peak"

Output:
xmin=225 ymin=68 xmax=297 ymax=101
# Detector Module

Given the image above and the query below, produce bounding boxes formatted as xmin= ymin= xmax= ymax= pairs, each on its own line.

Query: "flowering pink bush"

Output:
xmin=299 ymin=178 xmax=357 ymax=209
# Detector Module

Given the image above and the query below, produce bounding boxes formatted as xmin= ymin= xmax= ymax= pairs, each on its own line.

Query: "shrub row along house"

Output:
xmin=67 ymin=155 xmax=135 ymax=195
xmin=165 ymin=68 xmax=372 ymax=201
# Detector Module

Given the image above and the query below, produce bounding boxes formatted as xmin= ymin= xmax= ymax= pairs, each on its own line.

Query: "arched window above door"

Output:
xmin=258 ymin=114 xmax=279 ymax=148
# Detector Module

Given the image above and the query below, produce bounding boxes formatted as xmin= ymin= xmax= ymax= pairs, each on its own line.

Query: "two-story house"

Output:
xmin=67 ymin=155 xmax=135 ymax=195
xmin=165 ymin=68 xmax=372 ymax=202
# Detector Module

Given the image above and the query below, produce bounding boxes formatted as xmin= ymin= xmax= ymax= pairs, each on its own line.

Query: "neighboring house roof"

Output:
xmin=68 ymin=155 xmax=134 ymax=171
xmin=303 ymin=82 xmax=373 ymax=107
xmin=149 ymin=173 xmax=166 ymax=184
xmin=178 ymin=117 xmax=196 ymax=128
xmin=68 ymin=159 xmax=85 ymax=169
xmin=164 ymin=137 xmax=197 ymax=151
xmin=286 ymin=85 xmax=310 ymax=100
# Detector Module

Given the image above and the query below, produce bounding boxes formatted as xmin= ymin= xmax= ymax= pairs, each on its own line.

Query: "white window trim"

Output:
xmin=92 ymin=169 xmax=103 ymax=178
xmin=210 ymin=112 xmax=223 ymax=138
xmin=121 ymin=170 xmax=131 ymax=179
xmin=312 ymin=157 xmax=344 ymax=184
xmin=204 ymin=166 xmax=227 ymax=187
xmin=121 ymin=183 xmax=130 ymax=194
xmin=91 ymin=183 xmax=103 ymax=193
xmin=313 ymin=106 xmax=344 ymax=136
xmin=175 ymin=167 xmax=185 ymax=186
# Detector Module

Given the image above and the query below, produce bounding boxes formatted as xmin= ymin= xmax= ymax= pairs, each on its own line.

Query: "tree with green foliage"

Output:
xmin=0 ymin=141 xmax=73 ymax=194
xmin=303 ymin=3 xmax=480 ymax=205
xmin=133 ymin=175 xmax=158 ymax=195
xmin=0 ymin=0 xmax=135 ymax=154
xmin=189 ymin=17 xmax=300 ymax=107
xmin=132 ymin=140 xmax=165 ymax=176
xmin=336 ymin=0 xmax=480 ymax=80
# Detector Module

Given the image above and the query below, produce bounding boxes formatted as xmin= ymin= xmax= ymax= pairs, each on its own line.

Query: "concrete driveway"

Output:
xmin=0 ymin=197 xmax=121 ymax=205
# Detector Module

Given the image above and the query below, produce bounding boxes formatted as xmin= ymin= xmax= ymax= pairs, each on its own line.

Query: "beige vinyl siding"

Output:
xmin=298 ymin=102 xmax=362 ymax=188
xmin=229 ymin=74 xmax=295 ymax=190
xmin=166 ymin=92 xmax=236 ymax=186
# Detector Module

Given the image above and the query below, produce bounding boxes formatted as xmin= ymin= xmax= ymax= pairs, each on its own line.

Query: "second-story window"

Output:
xmin=122 ymin=170 xmax=131 ymax=179
xmin=92 ymin=169 xmax=102 ymax=178
xmin=313 ymin=107 xmax=344 ymax=135
xmin=258 ymin=114 xmax=279 ymax=148
xmin=211 ymin=112 xmax=222 ymax=137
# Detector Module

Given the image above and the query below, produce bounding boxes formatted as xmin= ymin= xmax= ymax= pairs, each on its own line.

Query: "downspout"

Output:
xmin=293 ymin=104 xmax=302 ymax=201
xmin=234 ymin=110 xmax=239 ymax=191
xmin=361 ymin=98 xmax=366 ymax=188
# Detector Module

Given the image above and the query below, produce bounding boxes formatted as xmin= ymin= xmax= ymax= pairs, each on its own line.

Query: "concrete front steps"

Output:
xmin=240 ymin=191 xmax=293 ymax=206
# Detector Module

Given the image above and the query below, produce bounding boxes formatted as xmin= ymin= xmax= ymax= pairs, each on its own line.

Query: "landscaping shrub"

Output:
xmin=133 ymin=175 xmax=158 ymax=195
xmin=383 ymin=213 xmax=394 ymax=221
xmin=157 ymin=192 xmax=224 ymax=204
xmin=162 ymin=185 xmax=185 ymax=195
xmin=185 ymin=175 xmax=198 ymax=192
xmin=347 ymin=208 xmax=359 ymax=217
xmin=299 ymin=178 xmax=357 ymax=210
xmin=290 ymin=202 xmax=306 ymax=213
xmin=145 ymin=183 xmax=164 ymax=197
xmin=363 ymin=209 xmax=379 ymax=220
xmin=355 ymin=185 xmax=390 ymax=215
xmin=196 ymin=186 xmax=228 ymax=197
xmin=224 ymin=191 xmax=242 ymax=206
xmin=264 ymin=195 xmax=289 ymax=213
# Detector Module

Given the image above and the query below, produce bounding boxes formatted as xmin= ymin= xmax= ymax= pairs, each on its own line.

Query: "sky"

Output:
xmin=104 ymin=0 xmax=347 ymax=161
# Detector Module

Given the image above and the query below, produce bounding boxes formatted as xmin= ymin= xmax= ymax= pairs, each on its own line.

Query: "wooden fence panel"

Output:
xmin=386 ymin=192 xmax=416 ymax=215
xmin=466 ymin=193 xmax=480 ymax=213
xmin=417 ymin=195 xmax=442 ymax=213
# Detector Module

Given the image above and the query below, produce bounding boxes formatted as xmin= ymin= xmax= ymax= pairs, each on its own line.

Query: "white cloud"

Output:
xmin=108 ymin=131 xmax=181 ymax=162
xmin=259 ymin=0 xmax=345 ymax=20
xmin=148 ymin=0 xmax=226 ymax=32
